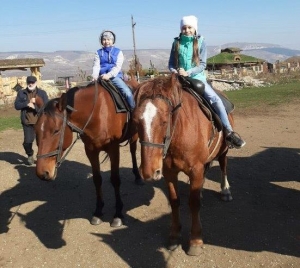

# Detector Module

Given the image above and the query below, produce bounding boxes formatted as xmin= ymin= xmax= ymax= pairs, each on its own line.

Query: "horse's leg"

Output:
xmin=187 ymin=164 xmax=205 ymax=256
xmin=84 ymin=147 xmax=104 ymax=225
xmin=218 ymin=150 xmax=233 ymax=201
xmin=107 ymin=143 xmax=123 ymax=227
xmin=129 ymin=136 xmax=144 ymax=185
xmin=164 ymin=171 xmax=181 ymax=251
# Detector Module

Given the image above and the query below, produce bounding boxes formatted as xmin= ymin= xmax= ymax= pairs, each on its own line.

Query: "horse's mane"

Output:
xmin=44 ymin=82 xmax=96 ymax=116
xmin=39 ymin=85 xmax=82 ymax=117
xmin=41 ymin=98 xmax=59 ymax=117
xmin=135 ymin=74 xmax=182 ymax=106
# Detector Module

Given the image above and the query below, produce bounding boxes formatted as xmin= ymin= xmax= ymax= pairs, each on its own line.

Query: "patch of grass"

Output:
xmin=0 ymin=116 xmax=21 ymax=132
xmin=226 ymin=81 xmax=300 ymax=110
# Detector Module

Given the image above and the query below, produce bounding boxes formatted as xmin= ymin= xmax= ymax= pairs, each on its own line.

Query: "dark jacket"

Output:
xmin=14 ymin=87 xmax=49 ymax=125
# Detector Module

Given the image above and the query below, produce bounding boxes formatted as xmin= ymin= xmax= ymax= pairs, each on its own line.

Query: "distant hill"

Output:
xmin=1 ymin=43 xmax=299 ymax=80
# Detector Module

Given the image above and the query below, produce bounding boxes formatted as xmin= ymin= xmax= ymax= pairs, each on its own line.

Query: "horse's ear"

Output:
xmin=58 ymin=93 xmax=67 ymax=112
xmin=35 ymin=95 xmax=44 ymax=109
xmin=126 ymin=74 xmax=139 ymax=92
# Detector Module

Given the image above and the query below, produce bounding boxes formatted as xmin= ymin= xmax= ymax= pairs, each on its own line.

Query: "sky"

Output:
xmin=0 ymin=0 xmax=299 ymax=53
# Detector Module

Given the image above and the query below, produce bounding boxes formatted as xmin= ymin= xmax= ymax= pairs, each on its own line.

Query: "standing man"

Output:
xmin=14 ymin=75 xmax=48 ymax=165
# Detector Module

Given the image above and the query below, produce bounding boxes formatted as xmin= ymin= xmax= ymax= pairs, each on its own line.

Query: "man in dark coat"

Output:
xmin=14 ymin=75 xmax=49 ymax=165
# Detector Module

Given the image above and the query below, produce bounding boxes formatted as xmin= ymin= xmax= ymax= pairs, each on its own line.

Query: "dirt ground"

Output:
xmin=0 ymin=103 xmax=299 ymax=268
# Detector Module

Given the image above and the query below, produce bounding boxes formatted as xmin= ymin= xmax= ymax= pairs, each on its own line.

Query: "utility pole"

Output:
xmin=131 ymin=15 xmax=139 ymax=82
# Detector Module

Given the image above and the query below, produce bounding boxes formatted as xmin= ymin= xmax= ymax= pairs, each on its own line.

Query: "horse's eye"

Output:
xmin=53 ymin=129 xmax=60 ymax=135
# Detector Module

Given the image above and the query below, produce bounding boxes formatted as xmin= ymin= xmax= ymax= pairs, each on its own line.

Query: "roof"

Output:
xmin=0 ymin=58 xmax=45 ymax=71
xmin=283 ymin=56 xmax=300 ymax=63
xmin=207 ymin=52 xmax=265 ymax=65
xmin=220 ymin=47 xmax=242 ymax=53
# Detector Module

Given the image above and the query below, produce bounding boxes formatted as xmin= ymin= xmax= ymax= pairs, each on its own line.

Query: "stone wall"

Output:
xmin=274 ymin=61 xmax=300 ymax=73
xmin=0 ymin=76 xmax=61 ymax=106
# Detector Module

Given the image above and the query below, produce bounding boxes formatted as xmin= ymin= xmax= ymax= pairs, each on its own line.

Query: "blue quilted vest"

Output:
xmin=97 ymin=47 xmax=123 ymax=78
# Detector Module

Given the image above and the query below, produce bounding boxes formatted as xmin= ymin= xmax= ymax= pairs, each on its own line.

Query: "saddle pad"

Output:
xmin=99 ymin=79 xmax=129 ymax=113
xmin=183 ymin=86 xmax=222 ymax=131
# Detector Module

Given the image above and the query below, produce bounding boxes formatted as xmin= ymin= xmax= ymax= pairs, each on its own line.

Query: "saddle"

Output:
xmin=178 ymin=76 xmax=235 ymax=132
xmin=96 ymin=78 xmax=133 ymax=144
xmin=98 ymin=78 xmax=131 ymax=113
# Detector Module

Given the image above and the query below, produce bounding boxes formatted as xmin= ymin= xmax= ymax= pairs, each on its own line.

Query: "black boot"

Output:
xmin=225 ymin=132 xmax=246 ymax=149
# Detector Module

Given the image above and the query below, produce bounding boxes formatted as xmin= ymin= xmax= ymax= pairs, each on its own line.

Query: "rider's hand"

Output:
xmin=28 ymin=102 xmax=35 ymax=109
xmin=178 ymin=68 xmax=188 ymax=77
xmin=101 ymin=74 xmax=111 ymax=81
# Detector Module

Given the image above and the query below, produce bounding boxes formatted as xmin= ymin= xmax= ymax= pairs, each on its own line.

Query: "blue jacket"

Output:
xmin=14 ymin=87 xmax=49 ymax=125
xmin=97 ymin=47 xmax=123 ymax=78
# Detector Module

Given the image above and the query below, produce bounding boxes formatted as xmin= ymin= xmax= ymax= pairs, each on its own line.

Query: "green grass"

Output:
xmin=0 ymin=116 xmax=21 ymax=132
xmin=226 ymin=81 xmax=300 ymax=109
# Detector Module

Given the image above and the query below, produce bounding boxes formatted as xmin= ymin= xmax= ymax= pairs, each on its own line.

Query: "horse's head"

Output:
xmin=126 ymin=74 xmax=139 ymax=90
xmin=35 ymin=93 xmax=73 ymax=181
xmin=133 ymin=74 xmax=181 ymax=180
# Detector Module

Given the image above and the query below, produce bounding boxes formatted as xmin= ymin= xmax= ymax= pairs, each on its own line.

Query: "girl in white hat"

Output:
xmin=168 ymin=15 xmax=246 ymax=149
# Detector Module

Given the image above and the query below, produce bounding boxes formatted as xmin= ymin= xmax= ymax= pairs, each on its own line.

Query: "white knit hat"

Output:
xmin=99 ymin=30 xmax=116 ymax=44
xmin=180 ymin=15 xmax=198 ymax=33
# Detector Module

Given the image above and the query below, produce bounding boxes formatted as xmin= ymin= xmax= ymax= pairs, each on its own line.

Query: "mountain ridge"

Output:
xmin=1 ymin=43 xmax=299 ymax=80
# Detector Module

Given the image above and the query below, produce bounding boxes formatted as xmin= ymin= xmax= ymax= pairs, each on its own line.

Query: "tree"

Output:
xmin=128 ymin=55 xmax=144 ymax=76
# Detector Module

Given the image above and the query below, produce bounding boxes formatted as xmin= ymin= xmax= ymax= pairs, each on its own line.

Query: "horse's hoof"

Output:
xmin=110 ymin=217 xmax=123 ymax=227
xmin=135 ymin=178 xmax=145 ymax=186
xmin=221 ymin=193 xmax=233 ymax=202
xmin=187 ymin=244 xmax=203 ymax=256
xmin=91 ymin=216 xmax=103 ymax=225
xmin=167 ymin=237 xmax=180 ymax=251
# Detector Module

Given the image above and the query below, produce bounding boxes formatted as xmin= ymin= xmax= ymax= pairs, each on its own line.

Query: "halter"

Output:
xmin=36 ymin=82 xmax=99 ymax=169
xmin=139 ymin=93 xmax=182 ymax=158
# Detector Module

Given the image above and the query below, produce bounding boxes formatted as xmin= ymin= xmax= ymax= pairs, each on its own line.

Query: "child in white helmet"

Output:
xmin=92 ymin=30 xmax=135 ymax=111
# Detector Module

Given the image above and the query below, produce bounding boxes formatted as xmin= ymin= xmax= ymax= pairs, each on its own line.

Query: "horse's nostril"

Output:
xmin=155 ymin=169 xmax=161 ymax=178
xmin=43 ymin=171 xmax=50 ymax=180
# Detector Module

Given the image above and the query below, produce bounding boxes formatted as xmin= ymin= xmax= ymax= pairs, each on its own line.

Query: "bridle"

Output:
xmin=139 ymin=93 xmax=182 ymax=158
xmin=36 ymin=82 xmax=99 ymax=169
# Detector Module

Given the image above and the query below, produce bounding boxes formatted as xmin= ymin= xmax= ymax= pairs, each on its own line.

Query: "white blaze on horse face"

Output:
xmin=41 ymin=121 xmax=45 ymax=132
xmin=141 ymin=102 xmax=157 ymax=141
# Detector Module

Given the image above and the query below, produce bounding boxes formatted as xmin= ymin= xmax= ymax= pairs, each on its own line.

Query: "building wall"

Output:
xmin=273 ymin=61 xmax=300 ymax=73
xmin=209 ymin=61 xmax=300 ymax=78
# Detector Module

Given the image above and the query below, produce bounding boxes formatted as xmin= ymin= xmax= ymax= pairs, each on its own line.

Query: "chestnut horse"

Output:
xmin=133 ymin=73 xmax=234 ymax=256
xmin=35 ymin=80 xmax=141 ymax=227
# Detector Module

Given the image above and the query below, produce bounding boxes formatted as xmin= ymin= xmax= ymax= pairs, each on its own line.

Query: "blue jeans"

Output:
xmin=202 ymin=80 xmax=233 ymax=132
xmin=110 ymin=77 xmax=135 ymax=109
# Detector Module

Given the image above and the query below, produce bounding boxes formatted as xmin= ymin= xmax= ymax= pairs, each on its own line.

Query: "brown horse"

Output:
xmin=133 ymin=73 xmax=234 ymax=256
xmin=35 ymin=80 xmax=142 ymax=227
